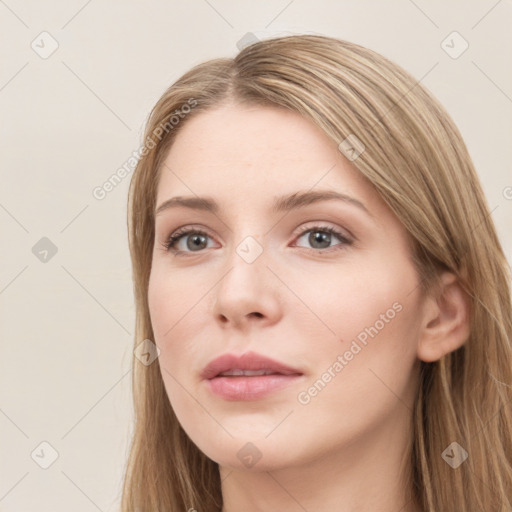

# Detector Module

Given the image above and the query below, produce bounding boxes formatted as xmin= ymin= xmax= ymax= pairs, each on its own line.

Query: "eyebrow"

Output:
xmin=155 ymin=190 xmax=371 ymax=217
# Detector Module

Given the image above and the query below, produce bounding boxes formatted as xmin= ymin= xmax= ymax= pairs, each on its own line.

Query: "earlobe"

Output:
xmin=417 ymin=272 xmax=471 ymax=363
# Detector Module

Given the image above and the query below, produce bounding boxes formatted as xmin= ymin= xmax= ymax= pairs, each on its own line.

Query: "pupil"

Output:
xmin=188 ymin=234 xmax=206 ymax=251
xmin=310 ymin=231 xmax=330 ymax=249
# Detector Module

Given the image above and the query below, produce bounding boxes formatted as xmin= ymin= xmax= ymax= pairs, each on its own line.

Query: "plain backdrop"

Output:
xmin=1 ymin=1 xmax=511 ymax=510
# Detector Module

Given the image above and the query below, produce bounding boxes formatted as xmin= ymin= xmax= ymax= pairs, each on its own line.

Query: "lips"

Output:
xmin=201 ymin=351 xmax=303 ymax=380
xmin=201 ymin=351 xmax=304 ymax=401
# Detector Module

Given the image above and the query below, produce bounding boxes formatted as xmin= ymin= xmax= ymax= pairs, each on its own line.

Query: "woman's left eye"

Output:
xmin=161 ymin=225 xmax=353 ymax=255
xmin=294 ymin=225 xmax=353 ymax=252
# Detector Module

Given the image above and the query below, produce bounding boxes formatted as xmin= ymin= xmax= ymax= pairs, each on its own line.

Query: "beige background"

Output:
xmin=1 ymin=1 xmax=511 ymax=510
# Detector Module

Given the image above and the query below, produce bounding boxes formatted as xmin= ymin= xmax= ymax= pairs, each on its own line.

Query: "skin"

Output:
xmin=148 ymin=102 xmax=469 ymax=512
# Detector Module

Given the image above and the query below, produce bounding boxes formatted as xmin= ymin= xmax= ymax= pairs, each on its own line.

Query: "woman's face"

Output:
xmin=148 ymin=102 xmax=425 ymax=471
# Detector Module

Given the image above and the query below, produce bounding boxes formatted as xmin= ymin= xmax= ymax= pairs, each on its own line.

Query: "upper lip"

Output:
xmin=201 ymin=351 xmax=303 ymax=380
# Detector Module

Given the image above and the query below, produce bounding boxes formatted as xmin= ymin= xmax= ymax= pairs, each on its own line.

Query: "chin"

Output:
xmin=185 ymin=428 xmax=304 ymax=472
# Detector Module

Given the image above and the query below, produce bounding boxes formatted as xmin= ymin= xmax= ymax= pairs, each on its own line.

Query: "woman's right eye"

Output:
xmin=162 ymin=229 xmax=213 ymax=254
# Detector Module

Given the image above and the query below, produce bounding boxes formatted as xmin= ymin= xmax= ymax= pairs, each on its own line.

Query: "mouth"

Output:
xmin=201 ymin=351 xmax=304 ymax=401
xmin=218 ymin=369 xmax=286 ymax=376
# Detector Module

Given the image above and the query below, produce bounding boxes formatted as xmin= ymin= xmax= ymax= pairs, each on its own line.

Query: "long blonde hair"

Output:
xmin=122 ymin=34 xmax=512 ymax=511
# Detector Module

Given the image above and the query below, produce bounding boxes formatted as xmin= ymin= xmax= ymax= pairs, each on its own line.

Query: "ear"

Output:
xmin=417 ymin=272 xmax=471 ymax=363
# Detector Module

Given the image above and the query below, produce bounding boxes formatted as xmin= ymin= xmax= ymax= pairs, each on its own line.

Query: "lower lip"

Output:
xmin=206 ymin=374 xmax=302 ymax=401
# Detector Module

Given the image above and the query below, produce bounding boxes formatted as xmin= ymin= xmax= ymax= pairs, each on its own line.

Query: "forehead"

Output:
xmin=156 ymin=103 xmax=380 ymax=213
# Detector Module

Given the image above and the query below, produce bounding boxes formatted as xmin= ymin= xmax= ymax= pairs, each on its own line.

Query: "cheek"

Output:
xmin=298 ymin=258 xmax=422 ymax=407
xmin=294 ymin=255 xmax=416 ymax=340
xmin=296 ymin=257 xmax=422 ymax=409
xmin=148 ymin=262 xmax=199 ymax=338
xmin=147 ymin=271 xmax=197 ymax=418
xmin=148 ymin=264 xmax=212 ymax=376
xmin=147 ymin=267 xmax=188 ymax=366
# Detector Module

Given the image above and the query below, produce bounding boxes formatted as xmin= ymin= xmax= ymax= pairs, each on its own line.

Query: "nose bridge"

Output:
xmin=234 ymin=233 xmax=266 ymax=266
xmin=222 ymin=233 xmax=268 ymax=292
xmin=212 ymin=231 xmax=281 ymax=326
xmin=221 ymin=210 xmax=269 ymax=270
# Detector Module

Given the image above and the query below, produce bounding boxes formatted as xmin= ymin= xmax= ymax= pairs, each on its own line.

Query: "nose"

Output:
xmin=212 ymin=242 xmax=283 ymax=330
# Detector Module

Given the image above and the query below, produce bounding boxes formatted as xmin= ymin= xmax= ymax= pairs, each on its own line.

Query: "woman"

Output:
xmin=121 ymin=34 xmax=512 ymax=511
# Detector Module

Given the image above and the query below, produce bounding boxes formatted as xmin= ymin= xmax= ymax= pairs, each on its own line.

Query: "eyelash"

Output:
xmin=161 ymin=224 xmax=353 ymax=256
